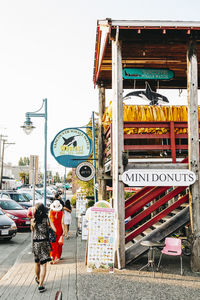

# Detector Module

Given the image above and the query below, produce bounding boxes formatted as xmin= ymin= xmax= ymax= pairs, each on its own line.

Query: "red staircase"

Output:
xmin=124 ymin=157 xmax=189 ymax=264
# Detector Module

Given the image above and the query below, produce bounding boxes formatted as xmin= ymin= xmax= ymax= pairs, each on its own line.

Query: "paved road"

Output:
xmin=0 ymin=230 xmax=31 ymax=279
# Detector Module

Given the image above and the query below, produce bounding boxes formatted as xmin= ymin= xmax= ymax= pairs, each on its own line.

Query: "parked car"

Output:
xmin=0 ymin=190 xmax=32 ymax=209
xmin=36 ymin=188 xmax=54 ymax=201
xmin=0 ymin=199 xmax=30 ymax=229
xmin=18 ymin=189 xmax=51 ymax=207
xmin=0 ymin=209 xmax=17 ymax=240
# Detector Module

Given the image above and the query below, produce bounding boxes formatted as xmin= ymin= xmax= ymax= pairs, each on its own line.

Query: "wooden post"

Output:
xmin=112 ymin=30 xmax=125 ymax=269
xmin=187 ymin=40 xmax=200 ymax=272
xmin=98 ymin=85 xmax=107 ymax=201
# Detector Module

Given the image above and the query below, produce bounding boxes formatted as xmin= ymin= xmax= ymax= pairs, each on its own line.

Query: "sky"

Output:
xmin=0 ymin=0 xmax=200 ymax=176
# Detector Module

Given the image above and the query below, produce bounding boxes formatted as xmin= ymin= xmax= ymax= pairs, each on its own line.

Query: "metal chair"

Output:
xmin=157 ymin=237 xmax=183 ymax=275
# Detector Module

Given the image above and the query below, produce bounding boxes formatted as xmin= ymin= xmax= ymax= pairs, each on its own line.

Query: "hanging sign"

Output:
xmin=76 ymin=162 xmax=95 ymax=181
xmin=50 ymin=128 xmax=92 ymax=168
xmin=123 ymin=68 xmax=174 ymax=80
xmin=122 ymin=169 xmax=196 ymax=187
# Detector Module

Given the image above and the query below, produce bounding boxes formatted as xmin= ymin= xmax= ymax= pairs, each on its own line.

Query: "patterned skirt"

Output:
xmin=32 ymin=239 xmax=52 ymax=265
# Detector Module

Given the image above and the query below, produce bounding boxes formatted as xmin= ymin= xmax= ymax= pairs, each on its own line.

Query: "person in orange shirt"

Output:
xmin=49 ymin=200 xmax=64 ymax=264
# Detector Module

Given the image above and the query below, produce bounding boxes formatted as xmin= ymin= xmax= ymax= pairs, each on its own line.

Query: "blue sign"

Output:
xmin=50 ymin=128 xmax=92 ymax=168
xmin=123 ymin=68 xmax=174 ymax=80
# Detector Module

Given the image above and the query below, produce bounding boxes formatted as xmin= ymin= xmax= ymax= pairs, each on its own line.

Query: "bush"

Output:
xmin=70 ymin=194 xmax=76 ymax=207
xmin=87 ymin=199 xmax=95 ymax=208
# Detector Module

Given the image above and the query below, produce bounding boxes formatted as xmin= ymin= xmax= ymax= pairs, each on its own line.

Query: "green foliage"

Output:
xmin=125 ymin=191 xmax=135 ymax=200
xmin=70 ymin=193 xmax=76 ymax=207
xmin=87 ymin=199 xmax=95 ymax=208
xmin=18 ymin=157 xmax=30 ymax=166
xmin=53 ymin=172 xmax=61 ymax=183
xmin=19 ymin=172 xmax=29 ymax=184
xmin=66 ymin=170 xmax=72 ymax=183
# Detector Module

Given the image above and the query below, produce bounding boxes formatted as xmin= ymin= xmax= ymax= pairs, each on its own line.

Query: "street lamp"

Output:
xmin=21 ymin=98 xmax=47 ymax=206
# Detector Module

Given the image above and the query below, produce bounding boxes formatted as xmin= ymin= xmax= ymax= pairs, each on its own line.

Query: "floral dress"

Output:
xmin=49 ymin=210 xmax=64 ymax=260
xmin=32 ymin=217 xmax=51 ymax=265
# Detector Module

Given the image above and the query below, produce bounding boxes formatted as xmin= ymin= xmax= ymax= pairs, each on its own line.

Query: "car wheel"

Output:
xmin=4 ymin=237 xmax=12 ymax=241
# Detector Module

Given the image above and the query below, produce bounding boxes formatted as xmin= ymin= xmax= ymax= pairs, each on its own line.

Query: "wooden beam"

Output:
xmin=187 ymin=40 xmax=200 ymax=272
xmin=125 ymin=163 xmax=188 ymax=171
xmin=98 ymin=86 xmax=107 ymax=201
xmin=112 ymin=34 xmax=125 ymax=269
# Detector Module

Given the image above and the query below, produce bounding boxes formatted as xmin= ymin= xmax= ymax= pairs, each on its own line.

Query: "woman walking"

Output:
xmin=63 ymin=199 xmax=72 ymax=239
xmin=49 ymin=200 xmax=64 ymax=264
xmin=31 ymin=203 xmax=56 ymax=293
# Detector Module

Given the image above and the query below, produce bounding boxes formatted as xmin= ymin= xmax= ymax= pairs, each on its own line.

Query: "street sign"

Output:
xmin=76 ymin=162 xmax=95 ymax=181
xmin=50 ymin=128 xmax=92 ymax=168
xmin=123 ymin=68 xmax=174 ymax=80
xmin=122 ymin=169 xmax=196 ymax=186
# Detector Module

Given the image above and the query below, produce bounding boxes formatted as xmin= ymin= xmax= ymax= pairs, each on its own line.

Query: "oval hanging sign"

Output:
xmin=50 ymin=128 xmax=92 ymax=168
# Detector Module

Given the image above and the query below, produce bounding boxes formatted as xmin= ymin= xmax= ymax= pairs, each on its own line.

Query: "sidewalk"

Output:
xmin=1 ymin=211 xmax=200 ymax=299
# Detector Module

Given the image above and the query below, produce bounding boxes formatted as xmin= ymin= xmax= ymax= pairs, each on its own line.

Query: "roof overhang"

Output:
xmin=93 ymin=19 xmax=200 ymax=89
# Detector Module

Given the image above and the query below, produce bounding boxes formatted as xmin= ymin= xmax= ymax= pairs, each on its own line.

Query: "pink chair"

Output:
xmin=157 ymin=237 xmax=183 ymax=275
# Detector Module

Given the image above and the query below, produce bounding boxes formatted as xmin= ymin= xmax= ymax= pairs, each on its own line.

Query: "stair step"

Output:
xmin=143 ymin=228 xmax=153 ymax=235
xmin=171 ymin=209 xmax=182 ymax=215
xmin=133 ymin=235 xmax=144 ymax=243
xmin=125 ymin=241 xmax=134 ymax=250
xmin=152 ymin=222 xmax=163 ymax=229
xmin=180 ymin=203 xmax=189 ymax=208
xmin=162 ymin=216 xmax=171 ymax=222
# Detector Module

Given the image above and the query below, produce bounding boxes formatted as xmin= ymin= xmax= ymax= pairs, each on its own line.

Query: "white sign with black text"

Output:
xmin=122 ymin=169 xmax=196 ymax=186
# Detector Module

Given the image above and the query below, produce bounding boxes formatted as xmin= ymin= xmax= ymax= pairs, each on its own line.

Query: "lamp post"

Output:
xmin=21 ymin=98 xmax=47 ymax=206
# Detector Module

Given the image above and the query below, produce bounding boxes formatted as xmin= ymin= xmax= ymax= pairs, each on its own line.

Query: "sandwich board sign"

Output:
xmin=87 ymin=201 xmax=115 ymax=273
xmin=50 ymin=128 xmax=92 ymax=168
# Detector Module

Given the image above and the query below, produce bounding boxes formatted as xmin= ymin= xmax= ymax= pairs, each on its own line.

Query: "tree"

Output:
xmin=53 ymin=172 xmax=61 ymax=183
xmin=18 ymin=157 xmax=30 ymax=166
xmin=66 ymin=170 xmax=72 ymax=183
xmin=19 ymin=172 xmax=29 ymax=184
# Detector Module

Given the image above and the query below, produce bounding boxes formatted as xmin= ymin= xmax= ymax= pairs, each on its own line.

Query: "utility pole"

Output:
xmin=0 ymin=140 xmax=15 ymax=190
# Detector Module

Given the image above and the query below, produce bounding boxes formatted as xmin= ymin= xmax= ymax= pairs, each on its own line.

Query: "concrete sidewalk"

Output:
xmin=1 ymin=211 xmax=200 ymax=300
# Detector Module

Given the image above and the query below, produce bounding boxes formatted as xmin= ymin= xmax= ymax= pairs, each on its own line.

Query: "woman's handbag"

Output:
xmin=48 ymin=228 xmax=56 ymax=243
xmin=58 ymin=235 xmax=64 ymax=245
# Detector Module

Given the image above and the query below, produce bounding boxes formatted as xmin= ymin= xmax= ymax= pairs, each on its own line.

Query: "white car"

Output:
xmin=18 ymin=189 xmax=51 ymax=207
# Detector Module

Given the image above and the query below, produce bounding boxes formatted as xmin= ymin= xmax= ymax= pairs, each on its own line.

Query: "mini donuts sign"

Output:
xmin=122 ymin=169 xmax=196 ymax=187
xmin=50 ymin=128 xmax=92 ymax=168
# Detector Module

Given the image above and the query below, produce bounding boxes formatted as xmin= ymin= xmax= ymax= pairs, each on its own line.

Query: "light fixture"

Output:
xmin=21 ymin=116 xmax=35 ymax=135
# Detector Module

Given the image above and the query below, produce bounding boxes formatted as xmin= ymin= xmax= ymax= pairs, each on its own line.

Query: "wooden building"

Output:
xmin=93 ymin=19 xmax=200 ymax=271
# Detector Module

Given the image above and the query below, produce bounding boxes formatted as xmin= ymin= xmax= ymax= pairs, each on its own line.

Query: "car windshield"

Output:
xmin=0 ymin=200 xmax=24 ymax=210
xmin=10 ymin=193 xmax=29 ymax=202
xmin=0 ymin=209 xmax=4 ymax=215
xmin=36 ymin=190 xmax=43 ymax=196
xmin=22 ymin=193 xmax=32 ymax=200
